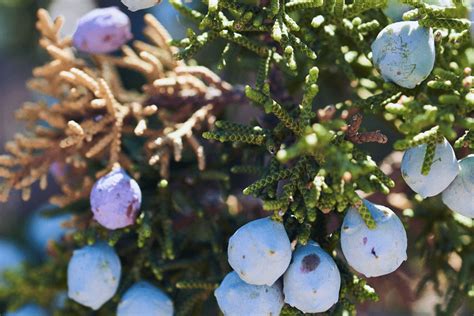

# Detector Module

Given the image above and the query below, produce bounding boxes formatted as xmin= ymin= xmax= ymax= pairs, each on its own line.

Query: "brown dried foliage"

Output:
xmin=345 ymin=113 xmax=388 ymax=144
xmin=0 ymin=9 xmax=237 ymax=206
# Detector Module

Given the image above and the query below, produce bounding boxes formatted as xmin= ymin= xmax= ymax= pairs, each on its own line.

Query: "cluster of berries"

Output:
xmin=66 ymin=168 xmax=174 ymax=314
xmin=215 ymin=212 xmax=407 ymax=314
xmin=215 ymin=10 xmax=473 ymax=314
xmin=0 ymin=203 xmax=75 ymax=315
xmin=372 ymin=13 xmax=473 ymax=218
xmin=62 ymin=6 xmax=174 ymax=312
xmin=67 ymin=242 xmax=173 ymax=315
xmin=4 ymin=1 xmax=469 ymax=314
xmin=402 ymin=142 xmax=474 ymax=218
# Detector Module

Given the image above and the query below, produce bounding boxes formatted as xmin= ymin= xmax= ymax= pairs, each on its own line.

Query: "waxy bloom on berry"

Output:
xmin=442 ymin=155 xmax=474 ymax=218
xmin=341 ymin=200 xmax=407 ymax=277
xmin=372 ymin=21 xmax=435 ymax=88
xmin=215 ymin=271 xmax=284 ymax=316
xmin=283 ymin=241 xmax=341 ymax=313
xmin=227 ymin=217 xmax=292 ymax=286
xmin=401 ymin=138 xmax=459 ymax=198
xmin=67 ymin=242 xmax=121 ymax=310
xmin=90 ymin=167 xmax=142 ymax=230
xmin=117 ymin=281 xmax=173 ymax=316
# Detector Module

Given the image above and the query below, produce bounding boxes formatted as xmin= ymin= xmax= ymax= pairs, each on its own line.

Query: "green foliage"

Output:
xmin=167 ymin=0 xmax=472 ymax=313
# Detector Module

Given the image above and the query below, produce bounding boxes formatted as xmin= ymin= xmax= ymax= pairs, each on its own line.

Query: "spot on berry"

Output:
xmin=300 ymin=254 xmax=320 ymax=273
xmin=126 ymin=197 xmax=139 ymax=218
xmin=371 ymin=247 xmax=379 ymax=258
xmin=126 ymin=204 xmax=134 ymax=218
xmin=103 ymin=34 xmax=112 ymax=42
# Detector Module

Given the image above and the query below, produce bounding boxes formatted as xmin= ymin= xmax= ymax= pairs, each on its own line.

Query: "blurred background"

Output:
xmin=0 ymin=1 xmax=472 ymax=315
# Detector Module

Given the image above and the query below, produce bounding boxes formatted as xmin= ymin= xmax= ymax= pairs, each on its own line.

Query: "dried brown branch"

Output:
xmin=345 ymin=113 xmax=388 ymax=144
xmin=147 ymin=104 xmax=215 ymax=178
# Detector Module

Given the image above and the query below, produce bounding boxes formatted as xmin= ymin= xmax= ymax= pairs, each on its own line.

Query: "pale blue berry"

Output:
xmin=371 ymin=21 xmax=435 ymax=88
xmin=227 ymin=217 xmax=292 ymax=286
xmin=383 ymin=0 xmax=412 ymax=21
xmin=442 ymin=155 xmax=474 ymax=218
xmin=5 ymin=304 xmax=49 ymax=316
xmin=401 ymin=138 xmax=459 ymax=198
xmin=215 ymin=271 xmax=284 ymax=316
xmin=283 ymin=241 xmax=341 ymax=313
xmin=383 ymin=0 xmax=453 ymax=22
xmin=26 ymin=204 xmax=72 ymax=252
xmin=341 ymin=200 xmax=407 ymax=277
xmin=90 ymin=167 xmax=142 ymax=230
xmin=0 ymin=240 xmax=25 ymax=283
xmin=67 ymin=242 xmax=121 ymax=310
xmin=117 ymin=281 xmax=173 ymax=316
xmin=121 ymin=0 xmax=159 ymax=12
